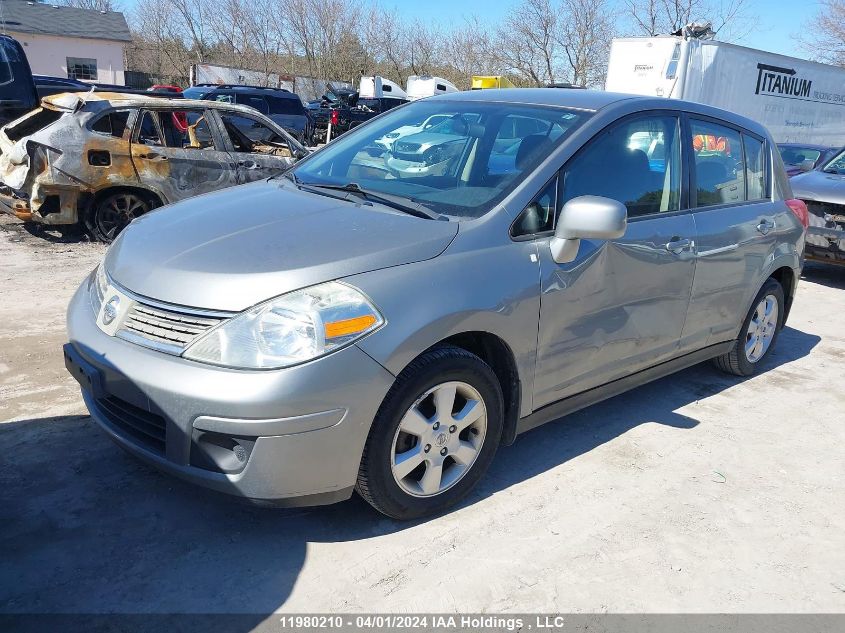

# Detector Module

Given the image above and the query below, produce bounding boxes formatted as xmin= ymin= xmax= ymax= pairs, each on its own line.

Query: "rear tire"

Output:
xmin=713 ymin=277 xmax=784 ymax=376
xmin=356 ymin=345 xmax=503 ymax=520
xmin=85 ymin=191 xmax=155 ymax=243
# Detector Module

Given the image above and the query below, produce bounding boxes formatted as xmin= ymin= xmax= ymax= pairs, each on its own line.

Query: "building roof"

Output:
xmin=0 ymin=0 xmax=131 ymax=43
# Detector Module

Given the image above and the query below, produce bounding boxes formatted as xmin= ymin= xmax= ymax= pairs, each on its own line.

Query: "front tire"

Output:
xmin=713 ymin=277 xmax=785 ymax=376
xmin=356 ymin=345 xmax=503 ymax=520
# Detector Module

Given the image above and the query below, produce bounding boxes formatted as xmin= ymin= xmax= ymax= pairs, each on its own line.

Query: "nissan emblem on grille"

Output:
xmin=102 ymin=296 xmax=120 ymax=325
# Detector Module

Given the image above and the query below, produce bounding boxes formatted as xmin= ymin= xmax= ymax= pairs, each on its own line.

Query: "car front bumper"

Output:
xmin=65 ymin=281 xmax=396 ymax=505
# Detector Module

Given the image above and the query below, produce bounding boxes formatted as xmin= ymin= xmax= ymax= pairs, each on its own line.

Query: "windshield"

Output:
xmin=779 ymin=145 xmax=822 ymax=167
xmin=291 ymin=100 xmax=590 ymax=219
xmin=823 ymin=148 xmax=845 ymax=174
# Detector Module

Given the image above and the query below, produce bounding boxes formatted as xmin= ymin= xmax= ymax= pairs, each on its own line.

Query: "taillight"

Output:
xmin=786 ymin=199 xmax=809 ymax=229
xmin=330 ymin=109 xmax=339 ymax=126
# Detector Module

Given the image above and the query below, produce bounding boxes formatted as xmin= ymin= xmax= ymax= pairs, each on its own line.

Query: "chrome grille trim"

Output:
xmin=107 ymin=282 xmax=235 ymax=355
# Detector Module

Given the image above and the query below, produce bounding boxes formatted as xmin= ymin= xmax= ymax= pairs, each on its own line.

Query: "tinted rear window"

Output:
xmin=267 ymin=96 xmax=305 ymax=115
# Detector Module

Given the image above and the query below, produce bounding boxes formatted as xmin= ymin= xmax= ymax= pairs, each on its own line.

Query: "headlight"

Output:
xmin=89 ymin=263 xmax=108 ymax=315
xmin=183 ymin=281 xmax=384 ymax=369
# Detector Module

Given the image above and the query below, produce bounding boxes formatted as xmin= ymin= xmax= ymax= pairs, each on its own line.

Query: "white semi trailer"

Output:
xmin=605 ymin=35 xmax=845 ymax=145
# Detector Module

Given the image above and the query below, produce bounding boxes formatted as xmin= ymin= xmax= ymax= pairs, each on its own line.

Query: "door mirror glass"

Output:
xmin=550 ymin=195 xmax=627 ymax=263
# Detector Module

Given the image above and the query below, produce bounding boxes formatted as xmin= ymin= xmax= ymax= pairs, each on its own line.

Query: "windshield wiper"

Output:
xmin=297 ymin=181 xmax=443 ymax=220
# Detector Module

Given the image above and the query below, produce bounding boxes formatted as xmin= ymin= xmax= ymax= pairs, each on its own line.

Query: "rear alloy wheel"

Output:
xmin=88 ymin=192 xmax=151 ymax=243
xmin=714 ymin=277 xmax=785 ymax=376
xmin=356 ymin=345 xmax=503 ymax=520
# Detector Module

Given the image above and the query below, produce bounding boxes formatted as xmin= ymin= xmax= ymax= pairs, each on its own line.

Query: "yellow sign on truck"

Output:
xmin=471 ymin=75 xmax=516 ymax=90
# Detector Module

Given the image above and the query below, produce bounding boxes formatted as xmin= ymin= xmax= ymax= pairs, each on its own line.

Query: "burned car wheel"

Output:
xmin=356 ymin=345 xmax=503 ymax=520
xmin=87 ymin=191 xmax=154 ymax=243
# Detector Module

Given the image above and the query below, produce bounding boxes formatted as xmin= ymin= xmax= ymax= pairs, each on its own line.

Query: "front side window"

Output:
xmin=291 ymin=100 xmax=589 ymax=219
xmin=512 ymin=176 xmax=557 ymax=236
xmin=822 ymin=149 xmax=845 ymax=174
xmin=691 ymin=120 xmax=744 ymax=206
xmin=220 ymin=114 xmax=291 ymax=156
xmin=67 ymin=57 xmax=97 ymax=81
xmin=237 ymin=94 xmax=270 ymax=115
xmin=562 ymin=114 xmax=681 ymax=217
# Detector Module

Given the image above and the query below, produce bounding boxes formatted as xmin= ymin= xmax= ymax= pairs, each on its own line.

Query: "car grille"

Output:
xmin=94 ymin=395 xmax=166 ymax=455
xmin=116 ymin=302 xmax=224 ymax=354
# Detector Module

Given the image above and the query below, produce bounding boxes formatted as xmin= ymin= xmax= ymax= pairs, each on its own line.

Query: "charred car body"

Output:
xmin=791 ymin=148 xmax=845 ymax=265
xmin=0 ymin=92 xmax=306 ymax=241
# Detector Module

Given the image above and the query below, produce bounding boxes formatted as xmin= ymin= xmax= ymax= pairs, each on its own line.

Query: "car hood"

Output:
xmin=105 ymin=179 xmax=458 ymax=312
xmin=790 ymin=170 xmax=845 ymax=205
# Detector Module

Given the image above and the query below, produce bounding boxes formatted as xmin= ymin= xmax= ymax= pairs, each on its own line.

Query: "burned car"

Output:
xmin=791 ymin=148 xmax=845 ymax=265
xmin=0 ymin=92 xmax=307 ymax=241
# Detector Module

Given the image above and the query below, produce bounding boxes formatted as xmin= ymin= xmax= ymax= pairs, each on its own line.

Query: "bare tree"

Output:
xmin=625 ymin=0 xmax=753 ymax=41
xmin=557 ymin=0 xmax=616 ymax=86
xmin=797 ymin=0 xmax=845 ymax=66
xmin=496 ymin=0 xmax=560 ymax=85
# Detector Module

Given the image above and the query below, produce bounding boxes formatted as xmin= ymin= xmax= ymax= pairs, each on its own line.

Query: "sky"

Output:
xmin=388 ymin=0 xmax=819 ymax=60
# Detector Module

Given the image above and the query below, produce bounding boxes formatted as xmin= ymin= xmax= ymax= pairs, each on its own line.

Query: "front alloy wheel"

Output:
xmin=357 ymin=345 xmax=503 ymax=520
xmin=390 ymin=381 xmax=487 ymax=497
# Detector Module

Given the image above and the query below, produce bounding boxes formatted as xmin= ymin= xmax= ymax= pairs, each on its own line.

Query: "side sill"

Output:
xmin=516 ymin=341 xmax=734 ymax=436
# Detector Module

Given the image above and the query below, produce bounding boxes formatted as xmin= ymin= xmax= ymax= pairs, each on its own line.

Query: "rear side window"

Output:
xmin=91 ymin=110 xmax=130 ymax=138
xmin=5 ymin=108 xmax=62 ymax=141
xmin=562 ymin=114 xmax=682 ymax=217
xmin=744 ymin=135 xmax=766 ymax=200
xmin=237 ymin=94 xmax=270 ymax=115
xmin=267 ymin=96 xmax=305 ymax=115
xmin=691 ymin=120 xmax=744 ymax=206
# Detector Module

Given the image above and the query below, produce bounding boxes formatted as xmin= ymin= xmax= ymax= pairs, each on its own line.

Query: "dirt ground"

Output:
xmin=1 ymin=212 xmax=844 ymax=618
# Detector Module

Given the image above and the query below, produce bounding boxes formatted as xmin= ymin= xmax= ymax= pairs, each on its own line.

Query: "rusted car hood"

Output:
xmin=791 ymin=170 xmax=845 ymax=205
xmin=106 ymin=179 xmax=458 ymax=312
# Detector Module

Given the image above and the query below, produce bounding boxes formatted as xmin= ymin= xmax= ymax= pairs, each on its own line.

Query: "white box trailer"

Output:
xmin=605 ymin=36 xmax=845 ymax=145
xmin=358 ymin=76 xmax=408 ymax=100
xmin=406 ymin=75 xmax=459 ymax=100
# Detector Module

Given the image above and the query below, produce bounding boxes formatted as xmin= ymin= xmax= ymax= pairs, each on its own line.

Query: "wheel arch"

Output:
xmin=421 ymin=331 xmax=522 ymax=447
xmin=768 ymin=265 xmax=796 ymax=325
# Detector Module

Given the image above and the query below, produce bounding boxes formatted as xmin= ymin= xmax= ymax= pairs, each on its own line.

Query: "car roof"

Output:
xmin=428 ymin=88 xmax=636 ymax=111
xmin=42 ymin=91 xmax=271 ymax=116
xmin=189 ymin=84 xmax=300 ymax=99
xmin=429 ymin=88 xmax=776 ymax=138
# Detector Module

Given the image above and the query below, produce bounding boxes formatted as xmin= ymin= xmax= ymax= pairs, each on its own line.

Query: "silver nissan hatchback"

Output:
xmin=65 ymin=89 xmax=807 ymax=519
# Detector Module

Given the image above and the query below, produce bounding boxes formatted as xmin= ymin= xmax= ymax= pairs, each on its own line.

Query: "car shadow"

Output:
xmin=802 ymin=261 xmax=845 ymax=290
xmin=0 ymin=326 xmax=819 ymax=627
xmin=22 ymin=221 xmax=90 ymax=244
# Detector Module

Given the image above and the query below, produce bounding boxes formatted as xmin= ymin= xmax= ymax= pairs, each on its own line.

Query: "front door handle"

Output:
xmin=666 ymin=237 xmax=692 ymax=254
xmin=757 ymin=218 xmax=775 ymax=235
xmin=238 ymin=160 xmax=260 ymax=170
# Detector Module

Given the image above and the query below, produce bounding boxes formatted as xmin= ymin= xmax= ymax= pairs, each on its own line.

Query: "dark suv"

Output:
xmin=183 ymin=84 xmax=314 ymax=145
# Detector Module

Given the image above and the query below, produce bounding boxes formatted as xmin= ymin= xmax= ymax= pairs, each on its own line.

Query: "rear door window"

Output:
xmin=690 ymin=120 xmax=744 ymax=206
xmin=267 ymin=96 xmax=305 ymax=115
xmin=137 ymin=111 xmax=163 ymax=146
xmin=743 ymin=134 xmax=766 ymax=200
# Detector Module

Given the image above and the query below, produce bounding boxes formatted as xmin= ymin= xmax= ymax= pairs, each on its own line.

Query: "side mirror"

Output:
xmin=799 ymin=159 xmax=815 ymax=173
xmin=550 ymin=196 xmax=627 ymax=263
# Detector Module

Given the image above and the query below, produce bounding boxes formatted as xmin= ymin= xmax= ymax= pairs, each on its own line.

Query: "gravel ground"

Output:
xmin=1 ymin=213 xmax=844 ymax=618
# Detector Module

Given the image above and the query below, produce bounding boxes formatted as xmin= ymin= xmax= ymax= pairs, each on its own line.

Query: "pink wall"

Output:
xmin=10 ymin=31 xmax=126 ymax=85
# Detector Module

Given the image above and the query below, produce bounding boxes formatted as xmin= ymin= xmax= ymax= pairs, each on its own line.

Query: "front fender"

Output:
xmin=350 ymin=234 xmax=540 ymax=418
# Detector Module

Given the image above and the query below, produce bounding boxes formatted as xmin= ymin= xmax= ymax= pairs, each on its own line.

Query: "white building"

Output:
xmin=0 ymin=0 xmax=131 ymax=85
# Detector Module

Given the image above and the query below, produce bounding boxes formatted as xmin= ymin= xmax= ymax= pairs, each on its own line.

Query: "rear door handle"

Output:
xmin=238 ymin=160 xmax=260 ymax=170
xmin=757 ymin=218 xmax=775 ymax=235
xmin=139 ymin=152 xmax=167 ymax=161
xmin=666 ymin=237 xmax=692 ymax=254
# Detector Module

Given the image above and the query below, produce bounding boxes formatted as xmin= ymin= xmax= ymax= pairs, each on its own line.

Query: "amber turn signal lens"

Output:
xmin=325 ymin=314 xmax=377 ymax=339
